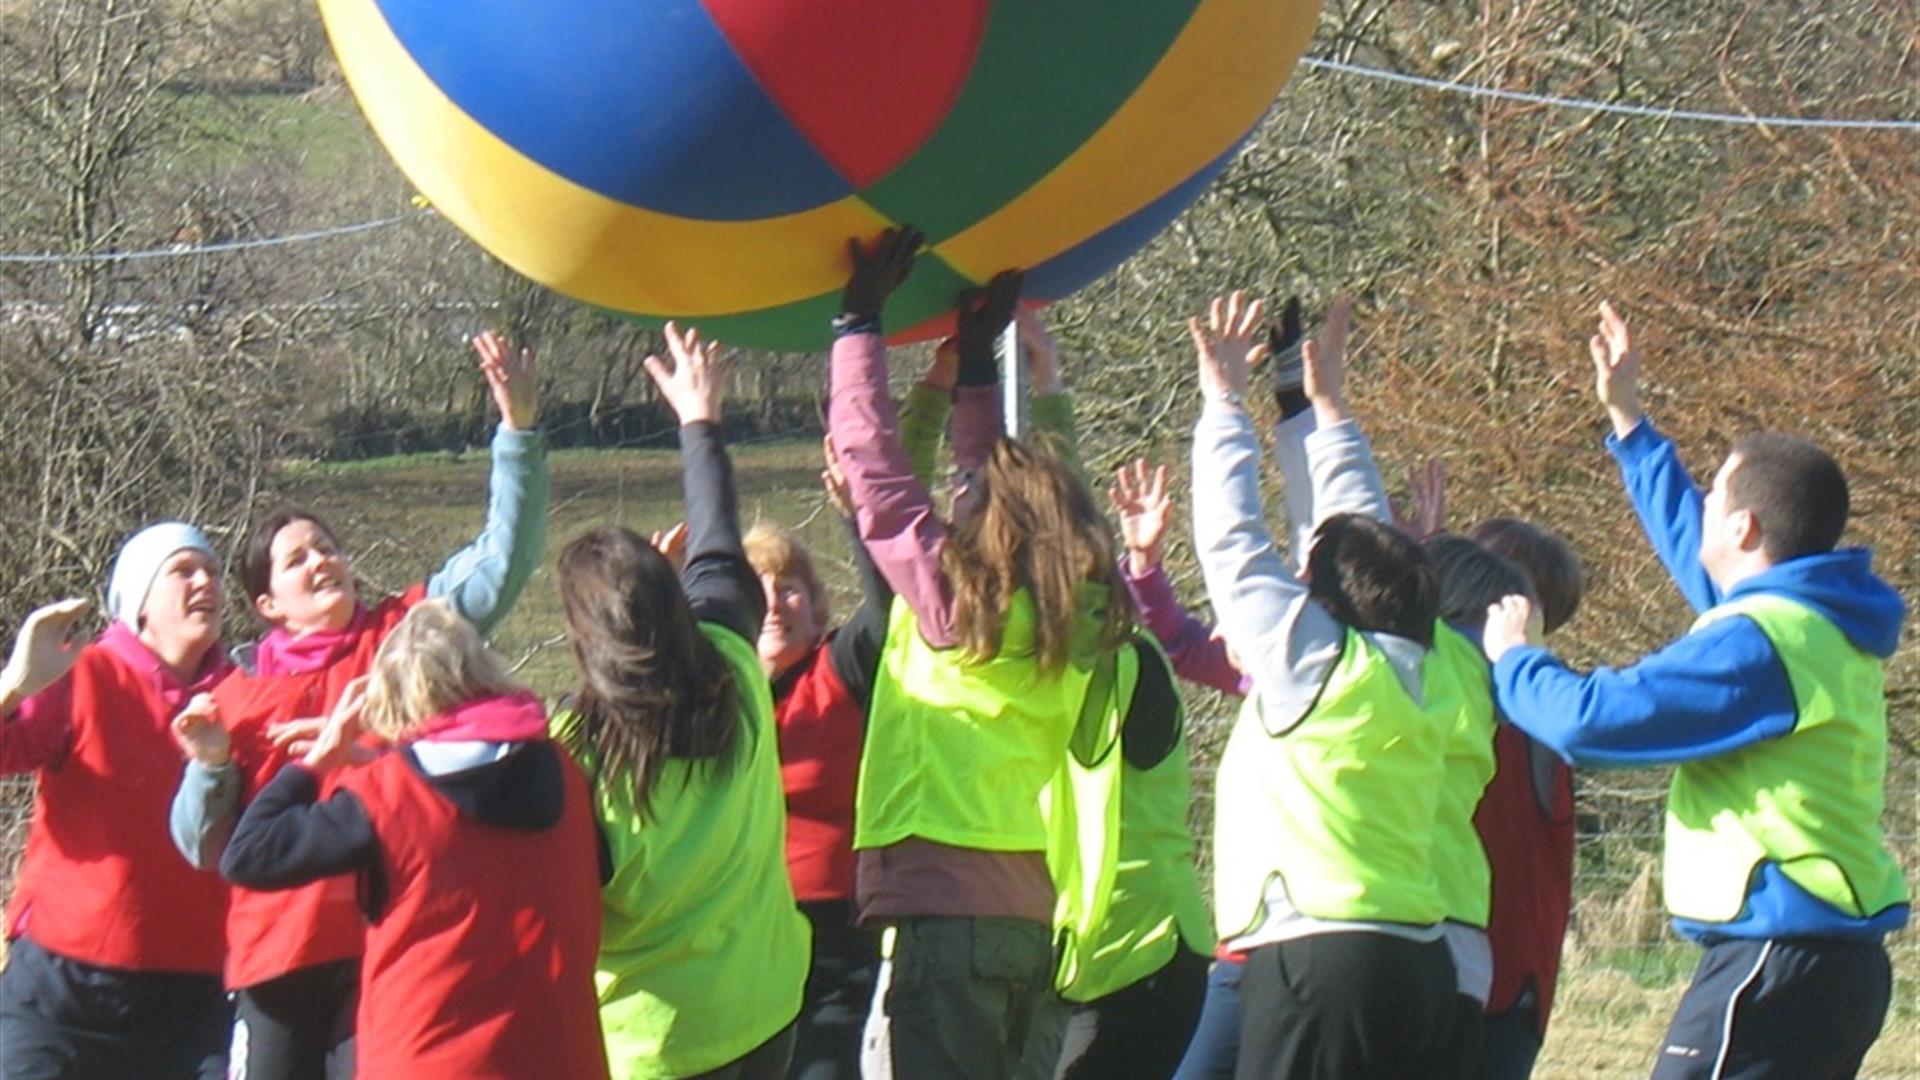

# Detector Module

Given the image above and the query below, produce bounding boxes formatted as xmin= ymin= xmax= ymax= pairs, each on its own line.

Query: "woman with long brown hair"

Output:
xmin=825 ymin=228 xmax=1132 ymax=1080
xmin=551 ymin=322 xmax=808 ymax=1080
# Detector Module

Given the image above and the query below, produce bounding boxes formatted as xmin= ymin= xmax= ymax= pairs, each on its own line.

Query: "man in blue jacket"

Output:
xmin=1481 ymin=302 xmax=1909 ymax=1080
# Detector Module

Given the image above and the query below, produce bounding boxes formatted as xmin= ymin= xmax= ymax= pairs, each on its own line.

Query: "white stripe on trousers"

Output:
xmin=1710 ymin=940 xmax=1775 ymax=1080
xmin=860 ymin=956 xmax=896 ymax=1080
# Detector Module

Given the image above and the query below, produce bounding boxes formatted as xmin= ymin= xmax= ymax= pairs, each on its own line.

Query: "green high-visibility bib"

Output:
xmin=1665 ymin=593 xmax=1908 ymax=923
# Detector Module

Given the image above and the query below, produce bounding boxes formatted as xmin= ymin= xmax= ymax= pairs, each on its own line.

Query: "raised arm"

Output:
xmin=950 ymin=271 xmax=1024 ymax=472
xmin=1591 ymin=303 xmax=1718 ymax=611
xmin=0 ymin=599 xmax=88 ymax=773
xmin=643 ymin=323 xmax=764 ymax=641
xmin=827 ymin=227 xmax=968 ymax=646
xmin=1294 ymin=296 xmax=1393 ymax=527
xmin=1018 ymin=310 xmax=1082 ymax=474
xmin=1187 ymin=293 xmax=1346 ymax=732
xmin=822 ymin=438 xmax=893 ymax=707
xmin=898 ymin=341 xmax=957 ymax=489
xmin=426 ymin=331 xmax=551 ymax=634
xmin=1111 ymin=459 xmax=1244 ymax=695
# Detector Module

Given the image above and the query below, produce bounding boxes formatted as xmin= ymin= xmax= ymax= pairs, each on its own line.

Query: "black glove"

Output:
xmin=840 ymin=227 xmax=925 ymax=326
xmin=954 ymin=270 xmax=1024 ymax=387
xmin=1269 ymin=296 xmax=1309 ymax=417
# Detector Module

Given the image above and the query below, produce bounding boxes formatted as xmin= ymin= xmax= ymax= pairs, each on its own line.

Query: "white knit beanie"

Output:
xmin=107 ymin=522 xmax=220 ymax=629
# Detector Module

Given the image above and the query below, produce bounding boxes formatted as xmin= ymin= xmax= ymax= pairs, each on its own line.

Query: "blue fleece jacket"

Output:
xmin=1492 ymin=419 xmax=1908 ymax=943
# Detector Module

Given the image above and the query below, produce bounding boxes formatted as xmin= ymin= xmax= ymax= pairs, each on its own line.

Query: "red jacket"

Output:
xmin=215 ymin=587 xmax=421 ymax=988
xmin=4 ymin=626 xmax=230 ymax=973
xmin=1476 ymin=723 xmax=1576 ymax=1031
xmin=774 ymin=643 xmax=863 ymax=902
xmin=341 ymin=742 xmax=607 ymax=1079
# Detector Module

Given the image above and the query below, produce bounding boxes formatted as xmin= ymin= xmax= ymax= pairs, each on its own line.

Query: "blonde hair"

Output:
xmin=743 ymin=523 xmax=831 ymax=624
xmin=361 ymin=599 xmax=527 ymax=740
xmin=940 ymin=436 xmax=1134 ymax=673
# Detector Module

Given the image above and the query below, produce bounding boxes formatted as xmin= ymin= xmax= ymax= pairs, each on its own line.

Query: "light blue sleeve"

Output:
xmin=1191 ymin=404 xmax=1346 ymax=734
xmin=1301 ymin=418 xmax=1395 ymax=526
xmin=169 ymin=760 xmax=240 ymax=871
xmin=426 ymin=424 xmax=550 ymax=635
xmin=1272 ymin=411 xmax=1318 ymax=570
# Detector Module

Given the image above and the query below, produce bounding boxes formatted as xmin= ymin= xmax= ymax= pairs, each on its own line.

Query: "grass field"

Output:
xmin=279 ymin=441 xmax=1917 ymax=1077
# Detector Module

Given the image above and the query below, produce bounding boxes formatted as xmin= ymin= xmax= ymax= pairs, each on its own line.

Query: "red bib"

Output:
xmin=1475 ymin=723 xmax=1576 ymax=1030
xmin=216 ymin=588 xmax=420 ymax=989
xmin=774 ymin=645 xmax=864 ymax=902
xmin=6 ymin=645 xmax=229 ymax=973
xmin=342 ymin=744 xmax=607 ymax=1080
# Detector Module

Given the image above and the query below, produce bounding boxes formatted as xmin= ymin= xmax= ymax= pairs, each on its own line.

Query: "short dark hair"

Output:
xmin=1424 ymin=534 xmax=1536 ymax=627
xmin=1725 ymin=433 xmax=1850 ymax=562
xmin=1471 ymin=518 xmax=1586 ymax=635
xmin=1306 ymin=514 xmax=1438 ymax=647
xmin=241 ymin=507 xmax=336 ymax=601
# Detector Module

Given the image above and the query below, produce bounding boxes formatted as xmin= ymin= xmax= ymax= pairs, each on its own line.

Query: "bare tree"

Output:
xmin=0 ymin=0 xmax=202 ymax=338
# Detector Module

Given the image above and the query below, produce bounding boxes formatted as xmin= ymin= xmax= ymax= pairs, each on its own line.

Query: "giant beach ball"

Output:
xmin=319 ymin=0 xmax=1321 ymax=350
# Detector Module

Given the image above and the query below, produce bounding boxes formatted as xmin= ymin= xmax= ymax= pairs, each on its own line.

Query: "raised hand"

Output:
xmin=1482 ymin=594 xmax=1544 ymax=662
xmin=300 ymin=676 xmax=372 ymax=773
xmin=955 ymin=270 xmax=1025 ymax=373
xmin=472 ymin=330 xmax=538 ymax=431
xmin=650 ymin=522 xmax=690 ymax=576
xmin=821 ymin=436 xmax=853 ymax=517
xmin=1391 ymin=458 xmax=1448 ymax=540
xmin=643 ymin=321 xmax=729 ymax=426
xmin=1301 ymin=294 xmax=1355 ymax=423
xmin=843 ymin=226 xmax=925 ymax=323
xmin=171 ymin=693 xmax=231 ymax=767
xmin=1014 ymin=308 xmax=1062 ymax=395
xmin=1188 ymin=290 xmax=1269 ymax=404
xmin=1 ymin=598 xmax=89 ymax=710
xmin=1591 ymin=300 xmax=1643 ymax=437
xmin=1110 ymin=458 xmax=1172 ymax=573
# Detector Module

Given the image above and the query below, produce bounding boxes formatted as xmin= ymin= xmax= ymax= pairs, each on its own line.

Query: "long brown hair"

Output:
xmin=554 ymin=526 xmax=742 ymax=819
xmin=939 ymin=436 xmax=1134 ymax=673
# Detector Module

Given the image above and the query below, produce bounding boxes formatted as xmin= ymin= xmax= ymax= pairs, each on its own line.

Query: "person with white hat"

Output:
xmin=0 ymin=522 xmax=235 ymax=1079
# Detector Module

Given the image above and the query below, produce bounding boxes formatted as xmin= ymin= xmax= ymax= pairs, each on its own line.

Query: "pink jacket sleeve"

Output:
xmin=827 ymin=331 xmax=958 ymax=647
xmin=1122 ymin=559 xmax=1249 ymax=696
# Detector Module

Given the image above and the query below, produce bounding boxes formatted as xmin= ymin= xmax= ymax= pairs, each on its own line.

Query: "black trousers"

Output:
xmin=0 ymin=935 xmax=231 ymax=1080
xmin=1649 ymin=937 xmax=1891 ymax=1080
xmin=1236 ymin=933 xmax=1457 ymax=1080
xmin=1475 ymin=1004 xmax=1543 ymax=1080
xmin=865 ymin=915 xmax=1054 ymax=1080
xmin=1052 ymin=946 xmax=1210 ymax=1080
xmin=231 ymin=959 xmax=357 ymax=1080
xmin=788 ymin=900 xmax=880 ymax=1080
xmin=1432 ymin=993 xmax=1485 ymax=1080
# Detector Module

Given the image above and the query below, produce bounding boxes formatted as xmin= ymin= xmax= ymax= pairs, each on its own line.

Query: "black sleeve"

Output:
xmin=1120 ymin=640 xmax=1180 ymax=771
xmin=826 ymin=513 xmax=892 ymax=709
xmin=220 ymin=764 xmax=380 ymax=891
xmin=677 ymin=421 xmax=764 ymax=640
xmin=957 ymin=348 xmax=997 ymax=388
